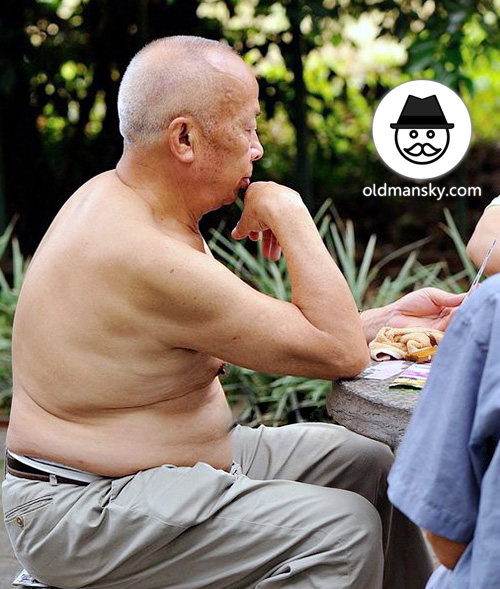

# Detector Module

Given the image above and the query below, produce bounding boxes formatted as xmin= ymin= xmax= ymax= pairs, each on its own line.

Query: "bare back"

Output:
xmin=7 ymin=171 xmax=233 ymax=476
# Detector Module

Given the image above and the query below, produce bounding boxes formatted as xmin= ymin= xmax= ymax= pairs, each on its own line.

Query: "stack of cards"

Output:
xmin=389 ymin=363 xmax=432 ymax=390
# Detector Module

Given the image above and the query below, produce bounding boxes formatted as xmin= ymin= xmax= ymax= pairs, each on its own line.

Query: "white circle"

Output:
xmin=372 ymin=80 xmax=472 ymax=180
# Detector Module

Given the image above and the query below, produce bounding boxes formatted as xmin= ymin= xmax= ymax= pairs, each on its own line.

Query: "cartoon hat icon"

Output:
xmin=390 ymin=95 xmax=454 ymax=129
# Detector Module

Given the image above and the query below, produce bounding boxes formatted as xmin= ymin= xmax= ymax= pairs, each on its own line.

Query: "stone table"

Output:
xmin=327 ymin=362 xmax=422 ymax=449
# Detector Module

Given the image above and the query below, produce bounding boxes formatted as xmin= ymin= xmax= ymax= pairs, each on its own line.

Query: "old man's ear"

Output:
xmin=167 ymin=117 xmax=195 ymax=163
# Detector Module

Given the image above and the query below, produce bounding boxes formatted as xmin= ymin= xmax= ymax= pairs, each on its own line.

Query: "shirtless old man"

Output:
xmin=3 ymin=36 xmax=461 ymax=589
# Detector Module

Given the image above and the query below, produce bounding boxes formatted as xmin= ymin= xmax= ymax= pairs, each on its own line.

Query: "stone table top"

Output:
xmin=327 ymin=362 xmax=422 ymax=449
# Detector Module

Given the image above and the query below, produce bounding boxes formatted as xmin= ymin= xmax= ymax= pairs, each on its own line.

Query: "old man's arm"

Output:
xmin=141 ymin=181 xmax=369 ymax=380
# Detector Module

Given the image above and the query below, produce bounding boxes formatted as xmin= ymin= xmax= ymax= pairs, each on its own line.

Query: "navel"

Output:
xmin=217 ymin=362 xmax=227 ymax=376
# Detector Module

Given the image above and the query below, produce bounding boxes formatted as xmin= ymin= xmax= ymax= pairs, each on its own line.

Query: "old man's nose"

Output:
xmin=251 ymin=135 xmax=264 ymax=161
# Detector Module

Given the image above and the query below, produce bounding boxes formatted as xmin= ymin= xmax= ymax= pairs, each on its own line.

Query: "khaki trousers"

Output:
xmin=2 ymin=423 xmax=433 ymax=588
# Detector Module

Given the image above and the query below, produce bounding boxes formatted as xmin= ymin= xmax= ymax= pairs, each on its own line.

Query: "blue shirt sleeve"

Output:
xmin=388 ymin=275 xmax=500 ymax=544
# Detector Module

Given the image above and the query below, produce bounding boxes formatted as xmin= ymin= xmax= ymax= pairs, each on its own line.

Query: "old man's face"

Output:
xmin=196 ymin=58 xmax=263 ymax=210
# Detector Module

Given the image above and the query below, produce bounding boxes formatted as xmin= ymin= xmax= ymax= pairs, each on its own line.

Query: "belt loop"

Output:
xmin=3 ymin=448 xmax=7 ymax=479
xmin=49 ymin=474 xmax=58 ymax=486
xmin=230 ymin=462 xmax=242 ymax=477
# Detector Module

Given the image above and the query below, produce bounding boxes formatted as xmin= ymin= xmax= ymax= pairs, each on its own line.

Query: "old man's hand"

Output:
xmin=388 ymin=288 xmax=465 ymax=332
xmin=231 ymin=182 xmax=305 ymax=261
xmin=361 ymin=287 xmax=465 ymax=343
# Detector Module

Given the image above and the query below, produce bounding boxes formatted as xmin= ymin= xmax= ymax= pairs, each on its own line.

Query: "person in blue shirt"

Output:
xmin=388 ymin=273 xmax=500 ymax=588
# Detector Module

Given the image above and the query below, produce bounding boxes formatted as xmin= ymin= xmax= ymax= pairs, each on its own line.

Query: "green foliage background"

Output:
xmin=1 ymin=0 xmax=500 ymax=253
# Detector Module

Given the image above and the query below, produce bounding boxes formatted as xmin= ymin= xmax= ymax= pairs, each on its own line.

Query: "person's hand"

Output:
xmin=389 ymin=288 xmax=465 ymax=332
xmin=231 ymin=182 xmax=305 ymax=261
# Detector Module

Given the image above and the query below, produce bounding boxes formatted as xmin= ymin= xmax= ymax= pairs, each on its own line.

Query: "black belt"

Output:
xmin=6 ymin=453 xmax=90 ymax=486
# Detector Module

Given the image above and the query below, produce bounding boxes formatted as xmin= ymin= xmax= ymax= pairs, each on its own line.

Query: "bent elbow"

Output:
xmin=341 ymin=347 xmax=370 ymax=378
xmin=325 ymin=345 xmax=370 ymax=381
xmin=287 ymin=328 xmax=370 ymax=380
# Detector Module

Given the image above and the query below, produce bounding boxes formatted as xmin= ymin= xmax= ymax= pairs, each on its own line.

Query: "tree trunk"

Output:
xmin=287 ymin=2 xmax=311 ymax=208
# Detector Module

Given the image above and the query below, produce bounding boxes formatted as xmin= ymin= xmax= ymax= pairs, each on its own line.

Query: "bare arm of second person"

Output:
xmin=142 ymin=181 xmax=369 ymax=380
xmin=425 ymin=531 xmax=468 ymax=570
xmin=466 ymin=205 xmax=500 ymax=276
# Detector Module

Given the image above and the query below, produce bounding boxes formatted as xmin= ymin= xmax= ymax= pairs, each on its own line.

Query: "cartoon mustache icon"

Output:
xmin=403 ymin=142 xmax=441 ymax=157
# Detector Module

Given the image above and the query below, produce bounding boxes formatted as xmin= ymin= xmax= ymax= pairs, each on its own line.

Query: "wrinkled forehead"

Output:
xmin=206 ymin=50 xmax=260 ymax=108
xmin=207 ymin=50 xmax=256 ymax=86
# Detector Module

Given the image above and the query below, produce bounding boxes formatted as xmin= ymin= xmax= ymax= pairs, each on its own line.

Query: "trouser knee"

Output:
xmin=321 ymin=490 xmax=383 ymax=557
xmin=349 ymin=493 xmax=383 ymax=551
xmin=323 ymin=493 xmax=384 ymax=587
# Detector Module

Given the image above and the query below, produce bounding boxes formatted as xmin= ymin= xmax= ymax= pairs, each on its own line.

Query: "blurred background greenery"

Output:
xmin=0 ymin=0 xmax=499 ymax=421
xmin=2 ymin=0 xmax=500 ymax=252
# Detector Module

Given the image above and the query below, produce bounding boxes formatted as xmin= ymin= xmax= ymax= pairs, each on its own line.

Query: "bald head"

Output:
xmin=118 ymin=36 xmax=251 ymax=147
